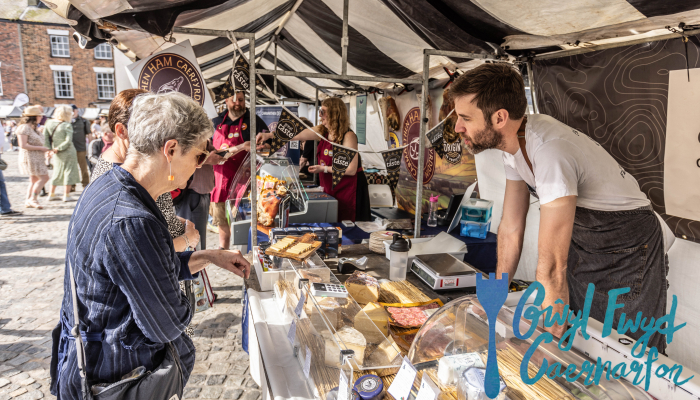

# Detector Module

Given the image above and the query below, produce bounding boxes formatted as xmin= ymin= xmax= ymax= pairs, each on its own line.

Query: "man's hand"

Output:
xmin=256 ymin=131 xmax=273 ymax=146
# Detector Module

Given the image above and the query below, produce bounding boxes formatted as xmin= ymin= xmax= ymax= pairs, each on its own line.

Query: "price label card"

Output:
xmin=295 ymin=292 xmax=306 ymax=318
xmin=388 ymin=357 xmax=417 ymax=400
xmin=287 ymin=319 xmax=296 ymax=346
xmin=338 ymin=369 xmax=350 ymax=400
xmin=279 ymin=291 xmax=288 ymax=313
xmin=303 ymin=346 xmax=311 ymax=379
xmin=414 ymin=374 xmax=438 ymax=400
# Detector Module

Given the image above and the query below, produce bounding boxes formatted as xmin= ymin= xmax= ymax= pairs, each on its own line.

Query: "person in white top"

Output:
xmin=451 ymin=63 xmax=671 ymax=353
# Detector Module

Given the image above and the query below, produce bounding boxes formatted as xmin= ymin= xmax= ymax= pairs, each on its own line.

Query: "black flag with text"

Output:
xmin=271 ymin=107 xmax=305 ymax=154
xmin=426 ymin=117 xmax=446 ymax=159
xmin=213 ymin=73 xmax=235 ymax=102
xmin=232 ymin=56 xmax=262 ymax=92
xmin=332 ymin=144 xmax=358 ymax=189
xmin=380 ymin=147 xmax=404 ymax=190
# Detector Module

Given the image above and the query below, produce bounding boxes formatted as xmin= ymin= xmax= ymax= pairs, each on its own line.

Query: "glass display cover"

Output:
xmin=226 ymin=154 xmax=309 ymax=223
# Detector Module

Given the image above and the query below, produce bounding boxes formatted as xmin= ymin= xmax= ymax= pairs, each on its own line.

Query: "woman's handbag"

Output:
xmin=67 ymin=262 xmax=184 ymax=400
xmin=0 ymin=157 xmax=7 ymax=171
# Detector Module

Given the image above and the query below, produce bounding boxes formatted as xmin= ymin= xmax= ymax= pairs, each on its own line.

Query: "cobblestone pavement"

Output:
xmin=0 ymin=152 xmax=259 ymax=400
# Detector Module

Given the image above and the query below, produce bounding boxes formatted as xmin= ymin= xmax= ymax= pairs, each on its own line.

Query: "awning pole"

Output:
xmin=273 ymin=38 xmax=278 ymax=97
xmin=526 ymin=60 xmax=539 ymax=114
xmin=314 ymin=87 xmax=319 ymax=186
xmin=341 ymin=0 xmax=349 ymax=75
xmin=249 ymin=35 xmax=258 ymax=249
xmin=414 ymin=51 xmax=430 ymax=238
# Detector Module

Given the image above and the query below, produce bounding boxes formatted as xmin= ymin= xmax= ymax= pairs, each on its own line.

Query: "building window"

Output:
xmin=94 ymin=43 xmax=112 ymax=60
xmin=53 ymin=70 xmax=74 ymax=98
xmin=50 ymin=35 xmax=70 ymax=58
xmin=96 ymin=72 xmax=115 ymax=100
xmin=0 ymin=70 xmax=3 ymax=96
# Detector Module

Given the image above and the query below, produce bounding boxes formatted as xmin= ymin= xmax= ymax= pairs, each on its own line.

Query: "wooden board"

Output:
xmin=264 ymin=233 xmax=323 ymax=261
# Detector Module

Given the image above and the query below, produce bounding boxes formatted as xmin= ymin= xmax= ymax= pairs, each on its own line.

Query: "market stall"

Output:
xmin=44 ymin=0 xmax=700 ymax=398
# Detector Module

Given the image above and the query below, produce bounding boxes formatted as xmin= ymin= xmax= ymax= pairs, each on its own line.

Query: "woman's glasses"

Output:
xmin=193 ymin=148 xmax=210 ymax=167
xmin=319 ymin=109 xmax=326 ymax=117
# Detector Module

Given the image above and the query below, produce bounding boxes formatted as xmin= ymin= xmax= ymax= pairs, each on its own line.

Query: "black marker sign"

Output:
xmin=332 ymin=143 xmax=358 ymax=189
xmin=381 ymin=147 xmax=404 ymax=190
xmin=232 ymin=56 xmax=262 ymax=92
xmin=270 ymin=108 xmax=305 ymax=154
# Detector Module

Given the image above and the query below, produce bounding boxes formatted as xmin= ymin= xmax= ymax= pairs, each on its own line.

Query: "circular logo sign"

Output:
xmin=384 ymin=152 xmax=402 ymax=173
xmin=324 ymin=149 xmax=329 ymax=156
xmin=402 ymin=107 xmax=435 ymax=184
xmin=333 ymin=151 xmax=352 ymax=170
xmin=389 ymin=131 xmax=400 ymax=148
xmin=138 ymin=53 xmax=205 ymax=106
xmin=359 ymin=376 xmax=380 ymax=391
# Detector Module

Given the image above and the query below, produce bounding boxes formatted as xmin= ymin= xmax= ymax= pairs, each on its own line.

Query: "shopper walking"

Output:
xmin=70 ymin=105 xmax=90 ymax=190
xmin=45 ymin=105 xmax=80 ymax=202
xmin=16 ymin=105 xmax=51 ymax=209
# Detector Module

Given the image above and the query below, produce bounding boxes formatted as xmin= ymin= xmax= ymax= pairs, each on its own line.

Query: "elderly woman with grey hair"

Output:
xmin=50 ymin=92 xmax=250 ymax=400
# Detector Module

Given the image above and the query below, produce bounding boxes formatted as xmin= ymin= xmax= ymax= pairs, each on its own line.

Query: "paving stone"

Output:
xmin=189 ymin=374 xmax=207 ymax=386
xmin=209 ymin=363 xmax=231 ymax=374
xmin=1 ymin=370 xmax=19 ymax=378
xmin=14 ymin=390 xmax=43 ymax=400
xmin=207 ymin=352 xmax=230 ymax=362
xmin=183 ymin=387 xmax=202 ymax=399
xmin=240 ymin=389 xmax=261 ymax=400
xmin=224 ymin=376 xmax=245 ymax=387
xmin=10 ymin=373 xmax=30 ymax=383
xmin=0 ymin=380 xmax=7 ymax=389
xmin=200 ymin=387 xmax=223 ymax=399
xmin=9 ymin=388 xmax=27 ymax=397
xmin=223 ymin=389 xmax=243 ymax=399
xmin=207 ymin=375 xmax=226 ymax=386
xmin=6 ymin=355 xmax=31 ymax=366
xmin=246 ymin=380 xmax=259 ymax=389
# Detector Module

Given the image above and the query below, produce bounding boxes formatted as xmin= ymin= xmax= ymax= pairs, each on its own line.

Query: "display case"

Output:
xmin=407 ymin=296 xmax=653 ymax=400
xmin=272 ymin=254 xmax=403 ymax=400
xmin=226 ymin=154 xmax=309 ymax=226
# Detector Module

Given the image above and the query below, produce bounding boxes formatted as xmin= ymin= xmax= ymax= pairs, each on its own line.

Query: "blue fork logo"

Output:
xmin=476 ymin=273 xmax=509 ymax=399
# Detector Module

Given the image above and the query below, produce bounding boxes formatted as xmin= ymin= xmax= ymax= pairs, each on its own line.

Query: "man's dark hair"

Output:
xmin=449 ymin=63 xmax=527 ymax=123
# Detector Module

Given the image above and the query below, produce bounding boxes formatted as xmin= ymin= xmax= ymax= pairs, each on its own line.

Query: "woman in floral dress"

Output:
xmin=16 ymin=105 xmax=51 ymax=209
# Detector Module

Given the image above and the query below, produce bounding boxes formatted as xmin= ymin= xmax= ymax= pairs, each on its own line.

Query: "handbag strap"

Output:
xmin=68 ymin=262 xmax=94 ymax=400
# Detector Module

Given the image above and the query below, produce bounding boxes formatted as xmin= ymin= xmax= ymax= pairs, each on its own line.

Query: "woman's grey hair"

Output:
xmin=127 ymin=92 xmax=213 ymax=156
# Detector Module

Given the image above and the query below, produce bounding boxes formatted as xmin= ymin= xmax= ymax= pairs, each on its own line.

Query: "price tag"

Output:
xmin=279 ymin=291 xmax=288 ymax=313
xmin=303 ymin=346 xmax=311 ymax=379
xmin=295 ymin=292 xmax=306 ymax=318
xmin=388 ymin=357 xmax=417 ymax=400
xmin=414 ymin=374 xmax=438 ymax=400
xmin=287 ymin=319 xmax=296 ymax=346
xmin=338 ymin=368 xmax=350 ymax=400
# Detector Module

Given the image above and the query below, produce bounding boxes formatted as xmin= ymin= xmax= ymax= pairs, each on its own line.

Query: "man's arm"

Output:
xmin=496 ymin=179 xmax=531 ymax=282
xmin=536 ymin=195 xmax=577 ymax=338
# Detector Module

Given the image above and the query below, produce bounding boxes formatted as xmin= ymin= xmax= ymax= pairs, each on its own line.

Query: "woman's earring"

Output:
xmin=168 ymin=161 xmax=175 ymax=181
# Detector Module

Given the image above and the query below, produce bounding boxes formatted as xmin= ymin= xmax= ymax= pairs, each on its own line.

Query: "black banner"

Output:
xmin=426 ymin=117 xmax=446 ymax=158
xmin=232 ymin=56 xmax=262 ymax=92
xmin=381 ymin=147 xmax=403 ymax=190
xmin=331 ymin=143 xmax=358 ymax=189
xmin=212 ymin=73 xmax=234 ymax=102
xmin=271 ymin=107 xmax=305 ymax=154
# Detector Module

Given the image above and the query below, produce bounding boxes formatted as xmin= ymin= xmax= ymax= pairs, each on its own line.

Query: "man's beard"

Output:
xmin=228 ymin=105 xmax=246 ymax=120
xmin=462 ymin=123 xmax=503 ymax=154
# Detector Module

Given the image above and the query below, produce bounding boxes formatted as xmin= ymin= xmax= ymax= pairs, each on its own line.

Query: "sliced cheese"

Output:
xmin=437 ymin=353 xmax=485 ymax=386
xmin=306 ymin=297 xmax=343 ymax=331
xmin=288 ymin=243 xmax=312 ymax=255
xmin=368 ymin=336 xmax=402 ymax=376
xmin=321 ymin=326 xmax=367 ymax=368
xmin=353 ymin=302 xmax=389 ymax=344
xmin=346 ymin=281 xmax=379 ymax=305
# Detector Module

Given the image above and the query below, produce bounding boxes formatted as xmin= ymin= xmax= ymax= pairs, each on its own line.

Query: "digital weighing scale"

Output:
xmin=411 ymin=253 xmax=479 ymax=290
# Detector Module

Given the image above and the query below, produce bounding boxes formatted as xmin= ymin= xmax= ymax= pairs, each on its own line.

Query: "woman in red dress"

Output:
xmin=256 ymin=97 xmax=370 ymax=222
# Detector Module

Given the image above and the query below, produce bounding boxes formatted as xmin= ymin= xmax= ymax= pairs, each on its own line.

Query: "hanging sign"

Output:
xmin=232 ymin=55 xmax=262 ymax=92
xmin=426 ymin=116 xmax=446 ymax=159
xmin=426 ymin=110 xmax=461 ymax=165
xmin=332 ymin=143 xmax=358 ymax=189
xmin=356 ymin=94 xmax=367 ymax=145
xmin=402 ymin=107 xmax=435 ymax=184
xmin=380 ymin=147 xmax=404 ymax=190
xmin=271 ymin=107 xmax=307 ymax=155
xmin=127 ymin=40 xmax=217 ymax=118
xmin=257 ymin=105 xmax=300 ymax=163
xmin=212 ymin=74 xmax=235 ymax=103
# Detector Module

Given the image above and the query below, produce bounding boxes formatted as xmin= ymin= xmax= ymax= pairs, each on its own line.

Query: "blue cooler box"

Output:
xmin=460 ymin=218 xmax=491 ymax=239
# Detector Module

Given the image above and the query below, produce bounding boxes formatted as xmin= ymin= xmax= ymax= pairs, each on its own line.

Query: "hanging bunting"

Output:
xmin=331 ymin=143 xmax=358 ymax=189
xmin=232 ymin=55 xmax=262 ymax=92
xmin=270 ymin=107 xmax=308 ymax=154
xmin=212 ymin=73 xmax=235 ymax=102
xmin=380 ymin=147 xmax=404 ymax=190
xmin=425 ymin=109 xmax=462 ymax=164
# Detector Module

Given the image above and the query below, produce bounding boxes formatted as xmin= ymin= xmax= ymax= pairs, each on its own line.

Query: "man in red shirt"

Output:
xmin=210 ymin=92 xmax=269 ymax=249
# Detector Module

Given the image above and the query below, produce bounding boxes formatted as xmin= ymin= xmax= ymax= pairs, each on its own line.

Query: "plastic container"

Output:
xmin=460 ymin=199 xmax=493 ymax=223
xmin=459 ymin=219 xmax=491 ymax=239
xmin=427 ymin=194 xmax=439 ymax=227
